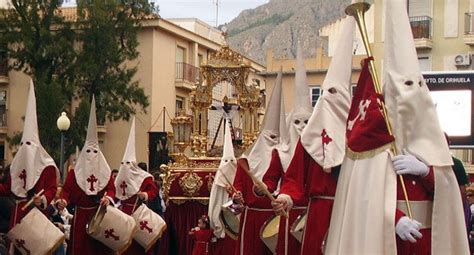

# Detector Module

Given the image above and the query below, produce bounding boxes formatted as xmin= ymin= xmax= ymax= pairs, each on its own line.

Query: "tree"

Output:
xmin=0 ymin=0 xmax=156 ymax=164
xmin=74 ymin=0 xmax=152 ymax=123
xmin=0 ymin=0 xmax=76 ymax=162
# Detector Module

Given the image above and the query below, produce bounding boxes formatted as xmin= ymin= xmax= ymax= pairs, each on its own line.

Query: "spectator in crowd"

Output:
xmin=467 ymin=186 xmax=474 ymax=252
xmin=445 ymin=134 xmax=471 ymax=232
xmin=111 ymin=169 xmax=119 ymax=180
xmin=189 ymin=215 xmax=213 ymax=255
xmin=50 ymin=185 xmax=73 ymax=255
xmin=0 ymin=165 xmax=11 ymax=255
xmin=138 ymin=162 xmax=148 ymax=172
xmin=0 ymin=165 xmax=12 ymax=234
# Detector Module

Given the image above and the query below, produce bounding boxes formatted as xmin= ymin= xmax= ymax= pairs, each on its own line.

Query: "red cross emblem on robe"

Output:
xmin=87 ymin=174 xmax=98 ymax=192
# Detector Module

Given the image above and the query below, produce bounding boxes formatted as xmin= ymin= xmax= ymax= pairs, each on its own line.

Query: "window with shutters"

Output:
xmin=310 ymin=87 xmax=321 ymax=107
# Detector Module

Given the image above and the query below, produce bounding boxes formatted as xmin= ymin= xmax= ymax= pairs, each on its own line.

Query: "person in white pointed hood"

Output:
xmin=253 ymin=46 xmax=312 ymax=255
xmin=270 ymin=16 xmax=355 ymax=255
xmin=58 ymin=96 xmax=116 ymax=255
xmin=230 ymin=70 xmax=285 ymax=255
xmin=208 ymin=121 xmax=237 ymax=250
xmin=382 ymin=0 xmax=470 ymax=254
xmin=0 ymin=81 xmax=58 ymax=232
xmin=114 ymin=117 xmax=158 ymax=255
xmin=285 ymin=43 xmax=313 ymax=167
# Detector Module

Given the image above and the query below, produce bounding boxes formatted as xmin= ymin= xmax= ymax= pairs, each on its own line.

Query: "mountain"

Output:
xmin=224 ymin=0 xmax=351 ymax=64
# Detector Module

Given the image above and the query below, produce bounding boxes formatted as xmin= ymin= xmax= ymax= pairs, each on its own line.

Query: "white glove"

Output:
xmin=395 ymin=216 xmax=423 ymax=243
xmin=392 ymin=150 xmax=429 ymax=177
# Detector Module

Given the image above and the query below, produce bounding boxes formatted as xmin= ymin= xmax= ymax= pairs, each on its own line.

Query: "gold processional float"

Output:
xmin=159 ymin=42 xmax=262 ymax=207
xmin=149 ymin=32 xmax=266 ymax=253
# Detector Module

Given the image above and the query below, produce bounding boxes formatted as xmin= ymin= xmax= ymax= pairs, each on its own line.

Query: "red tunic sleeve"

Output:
xmin=262 ymin=149 xmax=284 ymax=193
xmin=279 ymin=141 xmax=310 ymax=205
xmin=233 ymin=159 xmax=247 ymax=194
xmin=35 ymin=166 xmax=58 ymax=205
xmin=419 ymin=167 xmax=435 ymax=193
xmin=141 ymin=177 xmax=158 ymax=202
xmin=60 ymin=170 xmax=75 ymax=205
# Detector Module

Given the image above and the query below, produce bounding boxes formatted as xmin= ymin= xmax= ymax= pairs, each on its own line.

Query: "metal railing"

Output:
xmin=175 ymin=62 xmax=199 ymax=84
xmin=409 ymin=16 xmax=432 ymax=40
xmin=465 ymin=12 xmax=474 ymax=35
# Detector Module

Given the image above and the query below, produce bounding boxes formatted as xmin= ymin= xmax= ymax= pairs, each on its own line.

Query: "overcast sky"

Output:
xmin=155 ymin=0 xmax=269 ymax=26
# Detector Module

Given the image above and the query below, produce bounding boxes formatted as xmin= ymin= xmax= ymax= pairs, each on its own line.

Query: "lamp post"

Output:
xmin=170 ymin=110 xmax=193 ymax=163
xmin=57 ymin=112 xmax=70 ymax=182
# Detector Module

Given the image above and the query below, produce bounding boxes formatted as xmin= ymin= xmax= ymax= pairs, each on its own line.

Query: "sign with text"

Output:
xmin=424 ymin=71 xmax=474 ymax=147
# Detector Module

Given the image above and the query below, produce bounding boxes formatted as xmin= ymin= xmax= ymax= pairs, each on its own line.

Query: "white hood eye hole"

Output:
xmin=270 ymin=134 xmax=277 ymax=139
xmin=294 ymin=120 xmax=300 ymax=125
xmin=93 ymin=150 xmax=98 ymax=154
xmin=26 ymin=141 xmax=31 ymax=145
xmin=224 ymin=159 xmax=228 ymax=162
xmin=86 ymin=149 xmax=91 ymax=153
xmin=404 ymin=80 xmax=414 ymax=86
xmin=20 ymin=142 xmax=23 ymax=146
xmin=304 ymin=119 xmax=308 ymax=124
xmin=126 ymin=161 xmax=130 ymax=164
xmin=328 ymin=88 xmax=337 ymax=94
xmin=121 ymin=162 xmax=124 ymax=165
xmin=418 ymin=81 xmax=423 ymax=87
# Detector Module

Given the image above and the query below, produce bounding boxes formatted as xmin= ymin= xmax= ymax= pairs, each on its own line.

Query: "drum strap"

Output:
xmin=292 ymin=206 xmax=307 ymax=210
xmin=310 ymin=196 xmax=335 ymax=200
xmin=240 ymin=208 xmax=248 ymax=255
xmin=77 ymin=205 xmax=98 ymax=210
xmin=131 ymin=194 xmax=140 ymax=213
xmin=246 ymin=207 xmax=274 ymax=212
xmin=284 ymin=215 xmax=289 ymax=255
xmin=15 ymin=199 xmax=28 ymax=204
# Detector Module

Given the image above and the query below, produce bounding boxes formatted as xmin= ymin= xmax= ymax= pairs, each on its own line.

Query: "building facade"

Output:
xmin=0 ymin=10 xmax=265 ymax=170
xmin=263 ymin=0 xmax=474 ymax=172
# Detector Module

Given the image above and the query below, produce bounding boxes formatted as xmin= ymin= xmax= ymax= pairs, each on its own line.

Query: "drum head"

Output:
xmin=290 ymin=211 xmax=307 ymax=243
xmin=260 ymin=215 xmax=280 ymax=254
xmin=87 ymin=205 xmax=107 ymax=235
xmin=219 ymin=207 xmax=240 ymax=240
xmin=260 ymin=215 xmax=280 ymax=239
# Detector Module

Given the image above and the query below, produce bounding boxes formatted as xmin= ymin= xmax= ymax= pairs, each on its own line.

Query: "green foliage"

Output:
xmin=0 ymin=0 xmax=76 ymax=162
xmin=0 ymin=0 xmax=156 ymax=164
xmin=75 ymin=0 xmax=151 ymax=123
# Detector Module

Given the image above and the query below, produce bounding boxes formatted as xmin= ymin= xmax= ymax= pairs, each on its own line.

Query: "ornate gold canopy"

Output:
xmin=190 ymin=44 xmax=261 ymax=157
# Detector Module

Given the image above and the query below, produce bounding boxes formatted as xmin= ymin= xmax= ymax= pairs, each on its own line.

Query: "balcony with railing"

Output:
xmin=0 ymin=59 xmax=8 ymax=84
xmin=175 ymin=62 xmax=200 ymax=90
xmin=409 ymin=16 xmax=433 ymax=49
xmin=464 ymin=13 xmax=474 ymax=45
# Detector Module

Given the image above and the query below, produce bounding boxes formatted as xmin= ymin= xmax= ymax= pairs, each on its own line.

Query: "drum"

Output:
xmin=219 ymin=200 xmax=241 ymax=240
xmin=290 ymin=211 xmax=307 ymax=243
xmin=260 ymin=214 xmax=281 ymax=254
xmin=131 ymin=204 xmax=167 ymax=251
xmin=87 ymin=205 xmax=137 ymax=253
xmin=8 ymin=207 xmax=65 ymax=255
